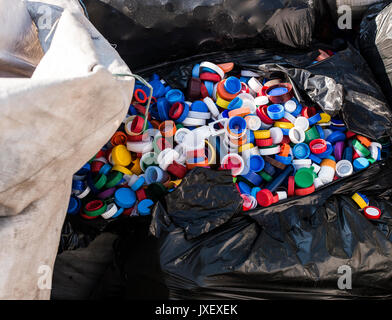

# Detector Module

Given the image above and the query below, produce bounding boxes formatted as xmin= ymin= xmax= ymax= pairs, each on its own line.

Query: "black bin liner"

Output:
xmin=90 ymin=46 xmax=392 ymax=300
xmin=83 ymin=0 xmax=332 ymax=69
xmin=359 ymin=1 xmax=392 ymax=107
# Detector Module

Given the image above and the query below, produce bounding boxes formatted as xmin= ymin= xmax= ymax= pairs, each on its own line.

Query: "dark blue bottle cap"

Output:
xmin=343 ymin=147 xmax=353 ymax=162
xmin=315 ymin=125 xmax=325 ymax=139
xmin=317 ymin=142 xmax=333 ymax=158
xmin=326 ymin=131 xmax=346 ymax=144
xmin=329 ymin=125 xmax=347 ymax=132
xmin=238 ymin=181 xmax=252 ymax=195
xmin=72 ymin=180 xmax=85 ymax=191
xmin=157 ymin=97 xmax=170 ymax=121
xmin=263 ymin=161 xmax=276 ymax=177
xmin=249 ymin=155 xmax=265 ymax=172
xmin=221 ymin=109 xmax=230 ymax=118
xmin=75 ymin=163 xmax=90 ymax=176
xmin=309 ymin=153 xmax=322 ymax=164
xmin=291 ymin=103 xmax=303 ymax=117
xmin=308 ymin=113 xmax=322 ymax=126
xmin=191 ymin=100 xmax=209 ymax=112
xmin=67 ymin=196 xmax=81 ymax=215
xmin=275 ymin=154 xmax=293 ymax=165
xmin=242 ymin=171 xmax=263 ymax=186
xmin=224 ymin=76 xmax=241 ymax=94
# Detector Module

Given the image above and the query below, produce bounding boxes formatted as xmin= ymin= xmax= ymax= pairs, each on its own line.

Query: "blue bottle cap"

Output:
xmin=309 ymin=153 xmax=322 ymax=164
xmin=191 ymin=100 xmax=209 ymax=113
xmin=281 ymin=128 xmax=290 ymax=136
xmin=353 ymin=157 xmax=370 ymax=172
xmin=72 ymin=180 xmax=85 ymax=191
xmin=227 ymin=97 xmax=243 ymax=110
xmin=150 ymin=73 xmax=160 ymax=81
xmin=145 ymin=166 xmax=165 ymax=184
xmin=343 ymin=147 xmax=353 ymax=162
xmin=112 ymin=207 xmax=124 ymax=218
xmin=224 ymin=76 xmax=242 ymax=94
xmin=242 ymin=171 xmax=263 ymax=186
xmin=115 ymin=188 xmax=136 ymax=208
xmin=267 ymin=104 xmax=285 ymax=120
xmin=228 ymin=116 xmax=247 ymax=134
xmin=238 ymin=181 xmax=252 ymax=195
xmin=308 ymin=113 xmax=322 ymax=126
xmin=251 ymin=187 xmax=261 ymax=198
xmin=75 ymin=163 xmax=90 ymax=176
xmin=331 ymin=118 xmax=345 ymax=126
xmin=317 ymin=142 xmax=333 ymax=158
xmin=138 ymin=199 xmax=155 ymax=216
xmin=329 ymin=125 xmax=347 ymax=132
xmin=128 ymin=104 xmax=138 ymax=116
xmin=291 ymin=103 xmax=303 ymax=117
xmin=173 ymin=101 xmax=189 ymax=123
xmin=204 ymin=81 xmax=214 ymax=96
xmin=263 ymin=161 xmax=276 ymax=177
xmin=149 ymin=79 xmax=165 ymax=98
xmin=165 ymin=89 xmax=185 ymax=105
xmin=201 ymin=66 xmax=217 ymax=74
xmin=131 ymin=176 xmax=145 ymax=191
xmin=293 ymin=143 xmax=311 ymax=159
xmin=247 ymin=129 xmax=255 ymax=145
xmin=326 ymin=131 xmax=346 ymax=144
xmin=240 ymin=76 xmax=250 ymax=83
xmin=221 ymin=109 xmax=230 ymax=118
xmin=192 ymin=64 xmax=200 ymax=78
xmin=275 ymin=154 xmax=293 ymax=165
xmin=315 ymin=125 xmax=325 ymax=139
xmin=249 ymin=155 xmax=265 ymax=172
xmin=67 ymin=196 xmax=81 ymax=215
xmin=99 ymin=163 xmax=112 ymax=175
xmin=157 ymin=97 xmax=170 ymax=121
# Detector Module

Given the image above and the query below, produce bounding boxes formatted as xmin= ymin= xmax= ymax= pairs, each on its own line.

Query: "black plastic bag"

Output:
xmin=359 ymin=1 xmax=392 ymax=107
xmin=83 ymin=0 xmax=331 ymax=69
xmin=89 ymin=46 xmax=392 ymax=300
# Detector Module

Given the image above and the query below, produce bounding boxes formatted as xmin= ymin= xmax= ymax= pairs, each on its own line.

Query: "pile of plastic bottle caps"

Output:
xmin=67 ymin=60 xmax=388 ymax=219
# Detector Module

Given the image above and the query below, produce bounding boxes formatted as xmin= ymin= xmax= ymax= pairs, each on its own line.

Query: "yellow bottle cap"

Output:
xmin=112 ymin=165 xmax=132 ymax=176
xmin=111 ymin=145 xmax=132 ymax=167
xmin=274 ymin=121 xmax=294 ymax=129
xmin=254 ymin=130 xmax=271 ymax=139
xmin=216 ymin=93 xmax=230 ymax=109
xmin=130 ymin=158 xmax=142 ymax=175
xmin=352 ymin=193 xmax=368 ymax=209
xmin=319 ymin=113 xmax=331 ymax=123
xmin=238 ymin=143 xmax=254 ymax=153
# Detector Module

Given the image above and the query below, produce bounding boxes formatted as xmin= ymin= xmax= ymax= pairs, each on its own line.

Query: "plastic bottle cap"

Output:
xmin=138 ymin=199 xmax=155 ymax=216
xmin=270 ymin=127 xmax=284 ymax=144
xmin=224 ymin=76 xmax=242 ymax=94
xmin=289 ymin=127 xmax=305 ymax=144
xmin=293 ymin=143 xmax=311 ymax=159
xmin=294 ymin=117 xmax=309 ymax=131
xmin=295 ymin=167 xmax=315 ymax=188
xmin=256 ymin=189 xmax=274 ymax=207
xmin=352 ymin=193 xmax=369 ymax=209
xmin=309 ymin=139 xmax=327 ymax=154
xmin=284 ymin=100 xmax=297 ymax=113
xmin=363 ymin=206 xmax=381 ymax=220
xmin=255 ymin=96 xmax=269 ymax=106
xmin=336 ymin=160 xmax=353 ymax=177
xmin=353 ymin=157 xmax=370 ymax=172
xmin=267 ymin=104 xmax=285 ymax=120
xmin=111 ymin=145 xmax=132 ymax=167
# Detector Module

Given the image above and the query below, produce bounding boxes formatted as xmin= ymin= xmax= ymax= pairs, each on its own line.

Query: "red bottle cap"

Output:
xmin=256 ymin=189 xmax=274 ymax=207
xmin=295 ymin=184 xmax=315 ymax=196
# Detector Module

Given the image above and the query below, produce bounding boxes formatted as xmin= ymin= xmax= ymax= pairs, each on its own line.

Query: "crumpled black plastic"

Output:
xmin=359 ymin=1 xmax=392 ymax=107
xmin=83 ymin=0 xmax=332 ymax=69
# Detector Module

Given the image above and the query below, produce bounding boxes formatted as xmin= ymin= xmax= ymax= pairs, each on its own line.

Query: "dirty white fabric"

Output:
xmin=0 ymin=0 xmax=134 ymax=299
